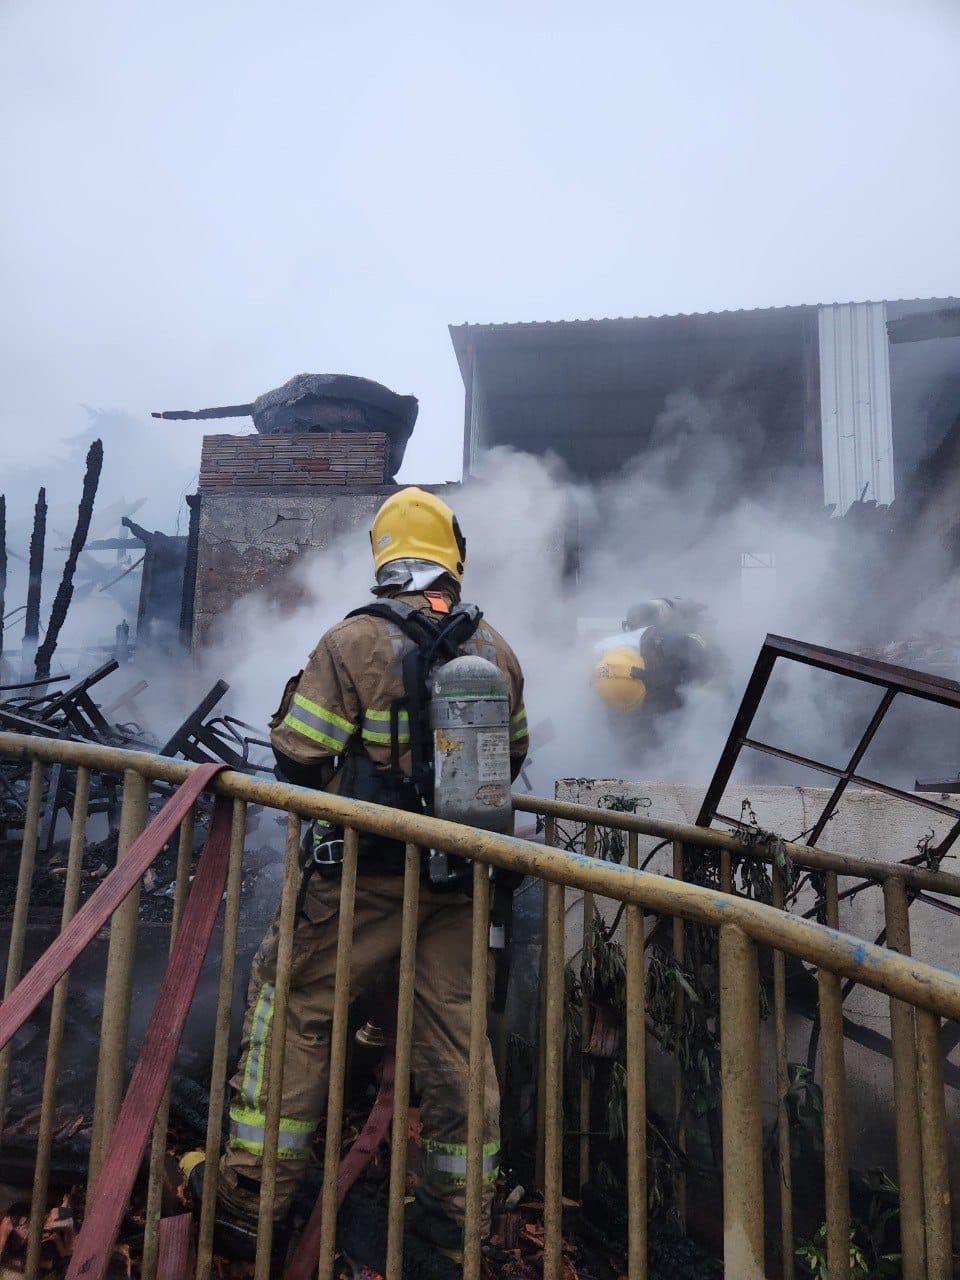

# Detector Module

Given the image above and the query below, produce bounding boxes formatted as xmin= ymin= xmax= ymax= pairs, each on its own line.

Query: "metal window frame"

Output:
xmin=696 ymin=633 xmax=960 ymax=859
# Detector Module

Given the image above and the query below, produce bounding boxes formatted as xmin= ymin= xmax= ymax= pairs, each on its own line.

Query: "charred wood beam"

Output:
xmin=0 ymin=674 xmax=70 ymax=694
xmin=41 ymin=660 xmax=118 ymax=732
xmin=151 ymin=403 xmax=254 ymax=421
xmin=120 ymin=516 xmax=155 ymax=546
xmin=35 ymin=440 xmax=104 ymax=681
xmin=24 ymin=488 xmax=47 ymax=648
xmin=159 ymin=680 xmax=230 ymax=758
xmin=64 ymin=537 xmax=141 ymax=552
xmin=0 ymin=707 xmax=66 ymax=738
xmin=97 ymin=555 xmax=144 ymax=594
xmin=179 ymin=494 xmax=201 ymax=648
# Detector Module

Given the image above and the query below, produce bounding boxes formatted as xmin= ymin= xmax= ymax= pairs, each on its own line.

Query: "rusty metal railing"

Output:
xmin=514 ymin=791 xmax=960 ymax=1280
xmin=0 ymin=732 xmax=958 ymax=1280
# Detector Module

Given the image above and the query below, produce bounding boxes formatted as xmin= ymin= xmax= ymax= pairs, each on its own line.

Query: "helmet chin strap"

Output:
xmin=371 ymin=558 xmax=455 ymax=596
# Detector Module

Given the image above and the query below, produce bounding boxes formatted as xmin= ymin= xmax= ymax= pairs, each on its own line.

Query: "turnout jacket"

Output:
xmin=270 ymin=589 xmax=529 ymax=793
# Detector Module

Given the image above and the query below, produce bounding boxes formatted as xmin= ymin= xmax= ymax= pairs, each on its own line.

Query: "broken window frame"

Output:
xmin=696 ymin=633 xmax=960 ymax=862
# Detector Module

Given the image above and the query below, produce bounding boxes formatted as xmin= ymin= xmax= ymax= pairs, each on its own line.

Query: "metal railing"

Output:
xmin=0 ymin=731 xmax=957 ymax=1280
xmin=515 ymin=792 xmax=960 ymax=1280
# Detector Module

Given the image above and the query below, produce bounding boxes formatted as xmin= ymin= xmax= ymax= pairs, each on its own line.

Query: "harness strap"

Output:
xmin=345 ymin=601 xmax=483 ymax=805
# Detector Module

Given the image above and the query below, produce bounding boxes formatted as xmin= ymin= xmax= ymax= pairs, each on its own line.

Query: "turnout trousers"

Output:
xmin=218 ymin=871 xmax=500 ymax=1233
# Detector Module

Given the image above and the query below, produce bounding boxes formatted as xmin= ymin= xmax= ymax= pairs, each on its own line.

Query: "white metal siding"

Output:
xmin=819 ymin=302 xmax=895 ymax=513
xmin=467 ymin=368 xmax=489 ymax=474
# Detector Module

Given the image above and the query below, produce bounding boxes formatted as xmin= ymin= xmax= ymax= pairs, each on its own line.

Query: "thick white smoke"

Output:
xmin=190 ymin=388 xmax=960 ymax=800
xmin=22 ymin=387 xmax=952 ymax=807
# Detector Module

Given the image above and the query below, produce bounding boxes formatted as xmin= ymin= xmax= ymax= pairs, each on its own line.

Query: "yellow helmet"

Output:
xmin=593 ymin=646 xmax=647 ymax=712
xmin=370 ymin=487 xmax=466 ymax=584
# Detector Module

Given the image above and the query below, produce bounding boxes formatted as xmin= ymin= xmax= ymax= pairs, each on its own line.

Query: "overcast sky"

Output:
xmin=2 ymin=0 xmax=958 ymax=498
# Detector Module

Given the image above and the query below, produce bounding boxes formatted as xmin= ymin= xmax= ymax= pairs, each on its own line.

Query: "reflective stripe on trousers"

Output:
xmin=422 ymin=1140 xmax=500 ymax=1184
xmin=239 ymin=982 xmax=275 ymax=1110
xmin=228 ymin=1105 xmax=315 ymax=1159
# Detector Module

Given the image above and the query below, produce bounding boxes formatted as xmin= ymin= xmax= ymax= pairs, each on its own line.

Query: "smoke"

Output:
xmin=190 ymin=387 xmax=960 ymax=804
xmin=8 ymin=386 xmax=947 ymax=806
xmin=0 ymin=407 xmax=199 ymax=669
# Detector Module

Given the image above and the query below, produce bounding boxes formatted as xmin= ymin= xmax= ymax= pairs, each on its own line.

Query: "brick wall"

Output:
xmin=190 ymin=430 xmax=467 ymax=645
xmin=198 ymin=432 xmax=388 ymax=490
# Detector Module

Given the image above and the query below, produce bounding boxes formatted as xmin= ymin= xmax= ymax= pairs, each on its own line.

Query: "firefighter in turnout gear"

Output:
xmin=593 ymin=598 xmax=715 ymax=717
xmin=214 ymin=487 xmax=529 ymax=1270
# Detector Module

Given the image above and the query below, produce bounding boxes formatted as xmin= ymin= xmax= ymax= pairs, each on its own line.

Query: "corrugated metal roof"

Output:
xmin=448 ymin=298 xmax=959 ymax=380
xmin=449 ymin=298 xmax=959 ymax=331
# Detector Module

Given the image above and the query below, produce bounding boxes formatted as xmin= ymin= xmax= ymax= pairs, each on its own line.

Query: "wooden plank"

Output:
xmin=65 ymin=795 xmax=234 ymax=1280
xmin=157 ymin=1214 xmax=196 ymax=1280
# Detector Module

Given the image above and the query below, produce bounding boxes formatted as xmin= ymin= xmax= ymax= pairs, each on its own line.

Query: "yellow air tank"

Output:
xmin=593 ymin=645 xmax=647 ymax=712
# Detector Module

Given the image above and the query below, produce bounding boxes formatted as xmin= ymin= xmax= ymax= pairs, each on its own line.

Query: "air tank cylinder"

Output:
xmin=430 ymin=655 xmax=513 ymax=834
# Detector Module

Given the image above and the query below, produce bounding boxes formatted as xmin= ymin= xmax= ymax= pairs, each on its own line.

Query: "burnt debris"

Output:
xmin=35 ymin=441 xmax=104 ymax=682
xmin=23 ymin=488 xmax=47 ymax=668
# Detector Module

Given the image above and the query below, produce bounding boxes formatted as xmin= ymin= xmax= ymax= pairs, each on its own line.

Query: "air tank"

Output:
xmin=430 ymin=655 xmax=513 ymax=834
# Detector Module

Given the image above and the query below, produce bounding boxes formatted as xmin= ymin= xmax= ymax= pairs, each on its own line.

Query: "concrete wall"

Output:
xmin=554 ymin=778 xmax=960 ymax=1200
xmin=192 ymin=483 xmax=460 ymax=645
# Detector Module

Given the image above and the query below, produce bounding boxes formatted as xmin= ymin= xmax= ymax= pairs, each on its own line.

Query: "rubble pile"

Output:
xmin=0 ymin=663 xmax=270 ymax=893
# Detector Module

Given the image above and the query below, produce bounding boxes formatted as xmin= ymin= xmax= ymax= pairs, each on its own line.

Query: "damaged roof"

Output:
xmin=449 ymin=297 xmax=959 ymax=378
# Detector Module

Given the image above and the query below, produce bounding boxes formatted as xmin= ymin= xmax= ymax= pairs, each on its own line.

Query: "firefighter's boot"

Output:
xmin=337 ymin=1184 xmax=464 ymax=1280
xmin=179 ymin=1153 xmax=290 ymax=1265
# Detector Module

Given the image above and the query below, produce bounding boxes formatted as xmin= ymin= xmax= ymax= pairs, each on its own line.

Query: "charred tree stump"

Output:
xmin=35 ymin=441 xmax=104 ymax=681
xmin=23 ymin=487 xmax=47 ymax=675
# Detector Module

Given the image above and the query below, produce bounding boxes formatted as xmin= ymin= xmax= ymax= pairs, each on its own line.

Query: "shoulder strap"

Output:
xmin=346 ymin=600 xmax=442 ymax=651
xmin=346 ymin=600 xmax=483 ymax=661
xmin=344 ymin=600 xmax=484 ymax=802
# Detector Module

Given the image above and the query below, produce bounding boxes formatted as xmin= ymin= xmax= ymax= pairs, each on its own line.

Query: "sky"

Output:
xmin=2 ymin=0 xmax=959 ymax=503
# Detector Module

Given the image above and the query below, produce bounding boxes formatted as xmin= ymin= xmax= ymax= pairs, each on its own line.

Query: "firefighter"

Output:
xmin=201 ymin=488 xmax=529 ymax=1273
xmin=592 ymin=598 xmax=715 ymax=727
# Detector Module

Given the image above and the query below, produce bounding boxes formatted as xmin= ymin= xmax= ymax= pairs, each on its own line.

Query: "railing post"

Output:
xmin=915 ymin=1008 xmax=952 ymax=1280
xmin=0 ymin=758 xmax=44 ymax=1135
xmin=671 ymin=839 xmax=687 ymax=1228
xmin=771 ymin=865 xmax=795 ymax=1280
xmin=315 ymin=825 xmax=359 ymax=1280
xmin=625 ymin=832 xmax=647 ymax=1279
xmin=719 ymin=924 xmax=764 ymax=1280
xmin=543 ymin=877 xmax=565 ymax=1280
xmin=463 ymin=858 xmax=490 ymax=1280
xmin=142 ymin=805 xmax=196 ymax=1280
xmin=24 ymin=766 xmax=89 ymax=1280
xmin=536 ymin=816 xmax=555 ymax=1191
xmin=254 ymin=811 xmax=303 ymax=1280
xmin=385 ymin=844 xmax=421 ymax=1280
xmin=720 ymin=847 xmax=733 ymax=895
xmin=579 ymin=823 xmax=595 ymax=1191
xmin=197 ymin=798 xmax=247 ymax=1280
xmin=89 ymin=767 xmax=148 ymax=1186
xmin=819 ymin=870 xmax=850 ymax=1280
xmin=883 ymin=876 xmax=927 ymax=1280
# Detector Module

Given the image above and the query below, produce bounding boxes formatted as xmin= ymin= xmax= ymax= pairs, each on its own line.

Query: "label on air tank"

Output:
xmin=476 ymin=728 xmax=509 ymax=783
